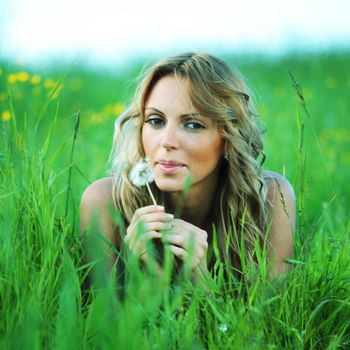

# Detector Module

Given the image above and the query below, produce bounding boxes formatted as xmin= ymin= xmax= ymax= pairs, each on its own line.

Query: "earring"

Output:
xmin=224 ymin=151 xmax=229 ymax=161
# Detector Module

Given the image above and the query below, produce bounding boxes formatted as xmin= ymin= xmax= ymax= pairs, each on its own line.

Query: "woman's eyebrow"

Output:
xmin=145 ymin=107 xmax=200 ymax=118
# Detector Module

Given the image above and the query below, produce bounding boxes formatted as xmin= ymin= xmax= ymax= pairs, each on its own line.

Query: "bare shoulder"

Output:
xmin=80 ymin=177 xmax=120 ymax=250
xmin=80 ymin=177 xmax=114 ymax=209
xmin=262 ymin=170 xmax=296 ymax=238
xmin=262 ymin=170 xmax=295 ymax=204
xmin=79 ymin=177 xmax=116 ymax=237
xmin=262 ymin=171 xmax=296 ymax=277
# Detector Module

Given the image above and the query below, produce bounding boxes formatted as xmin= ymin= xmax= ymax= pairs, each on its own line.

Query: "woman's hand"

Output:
xmin=124 ymin=205 xmax=174 ymax=263
xmin=162 ymin=219 xmax=209 ymax=276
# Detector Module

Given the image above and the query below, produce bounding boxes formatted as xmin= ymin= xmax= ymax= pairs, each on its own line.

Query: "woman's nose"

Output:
xmin=160 ymin=123 xmax=180 ymax=150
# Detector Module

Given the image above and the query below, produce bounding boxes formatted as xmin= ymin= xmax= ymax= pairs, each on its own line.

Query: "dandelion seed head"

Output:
xmin=129 ymin=158 xmax=154 ymax=187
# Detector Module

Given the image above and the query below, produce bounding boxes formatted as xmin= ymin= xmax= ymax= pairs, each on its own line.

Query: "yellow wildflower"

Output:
xmin=49 ymin=84 xmax=62 ymax=100
xmin=17 ymin=71 xmax=30 ymax=82
xmin=44 ymin=79 xmax=56 ymax=89
xmin=325 ymin=77 xmax=337 ymax=89
xmin=90 ymin=113 xmax=103 ymax=124
xmin=8 ymin=74 xmax=17 ymax=84
xmin=320 ymin=128 xmax=350 ymax=143
xmin=1 ymin=110 xmax=11 ymax=122
xmin=50 ymin=92 xmax=59 ymax=100
xmin=113 ymin=102 xmax=125 ymax=116
xmin=30 ymin=75 xmax=41 ymax=85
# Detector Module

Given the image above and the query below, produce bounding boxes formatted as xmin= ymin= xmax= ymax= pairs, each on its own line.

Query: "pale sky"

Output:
xmin=1 ymin=0 xmax=350 ymax=67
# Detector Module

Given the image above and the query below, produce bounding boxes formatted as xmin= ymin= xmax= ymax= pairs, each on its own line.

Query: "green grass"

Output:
xmin=0 ymin=50 xmax=349 ymax=349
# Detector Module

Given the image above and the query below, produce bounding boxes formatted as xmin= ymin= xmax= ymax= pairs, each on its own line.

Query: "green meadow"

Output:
xmin=0 ymin=50 xmax=349 ymax=349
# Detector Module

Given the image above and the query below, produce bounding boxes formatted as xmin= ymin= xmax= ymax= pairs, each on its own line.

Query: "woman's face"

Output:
xmin=142 ymin=75 xmax=224 ymax=193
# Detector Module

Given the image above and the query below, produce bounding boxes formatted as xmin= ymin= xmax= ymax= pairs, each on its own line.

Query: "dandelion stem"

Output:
xmin=146 ymin=183 xmax=157 ymax=205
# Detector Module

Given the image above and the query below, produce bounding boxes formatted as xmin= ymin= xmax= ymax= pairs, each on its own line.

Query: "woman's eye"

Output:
xmin=186 ymin=121 xmax=205 ymax=130
xmin=144 ymin=116 xmax=205 ymax=130
xmin=145 ymin=116 xmax=164 ymax=127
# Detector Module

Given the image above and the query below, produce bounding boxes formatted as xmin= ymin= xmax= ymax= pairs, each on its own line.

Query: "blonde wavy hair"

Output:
xmin=108 ymin=52 xmax=269 ymax=274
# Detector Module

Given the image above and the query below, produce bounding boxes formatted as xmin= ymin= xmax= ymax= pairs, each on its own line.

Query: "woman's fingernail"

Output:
xmin=165 ymin=214 xmax=174 ymax=219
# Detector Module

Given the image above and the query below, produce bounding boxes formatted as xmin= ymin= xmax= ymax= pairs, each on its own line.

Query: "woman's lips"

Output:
xmin=156 ymin=163 xmax=185 ymax=174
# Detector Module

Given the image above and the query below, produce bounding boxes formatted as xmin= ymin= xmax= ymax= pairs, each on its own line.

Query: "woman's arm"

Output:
xmin=264 ymin=171 xmax=296 ymax=279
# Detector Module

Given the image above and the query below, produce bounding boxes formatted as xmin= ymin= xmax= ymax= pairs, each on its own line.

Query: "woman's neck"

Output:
xmin=165 ymin=183 xmax=217 ymax=230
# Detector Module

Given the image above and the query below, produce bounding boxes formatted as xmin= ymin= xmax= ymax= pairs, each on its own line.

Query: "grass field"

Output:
xmin=0 ymin=50 xmax=349 ymax=349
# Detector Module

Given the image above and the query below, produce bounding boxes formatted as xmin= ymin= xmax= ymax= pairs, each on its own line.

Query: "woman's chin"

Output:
xmin=155 ymin=179 xmax=184 ymax=193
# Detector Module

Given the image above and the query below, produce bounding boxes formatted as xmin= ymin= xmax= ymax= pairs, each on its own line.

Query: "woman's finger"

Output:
xmin=128 ymin=205 xmax=164 ymax=227
xmin=128 ymin=207 xmax=173 ymax=237
xmin=139 ymin=230 xmax=162 ymax=242
xmin=144 ymin=221 xmax=173 ymax=233
xmin=173 ymin=219 xmax=208 ymax=239
xmin=128 ymin=231 xmax=162 ymax=256
xmin=168 ymin=244 xmax=186 ymax=258
xmin=167 ymin=244 xmax=200 ymax=268
xmin=162 ymin=233 xmax=183 ymax=246
xmin=140 ymin=212 xmax=174 ymax=223
xmin=134 ymin=205 xmax=165 ymax=219
xmin=163 ymin=231 xmax=202 ymax=252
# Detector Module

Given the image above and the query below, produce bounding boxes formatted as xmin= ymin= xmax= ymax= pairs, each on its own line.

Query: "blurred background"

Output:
xmin=1 ymin=0 xmax=349 ymax=220
xmin=1 ymin=0 xmax=350 ymax=67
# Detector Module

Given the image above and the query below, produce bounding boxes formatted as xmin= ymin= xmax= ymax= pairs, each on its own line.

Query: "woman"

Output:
xmin=79 ymin=52 xmax=295 ymax=285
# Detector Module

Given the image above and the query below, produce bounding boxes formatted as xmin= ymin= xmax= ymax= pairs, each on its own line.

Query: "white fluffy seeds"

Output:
xmin=129 ymin=158 xmax=157 ymax=205
xmin=129 ymin=158 xmax=154 ymax=187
